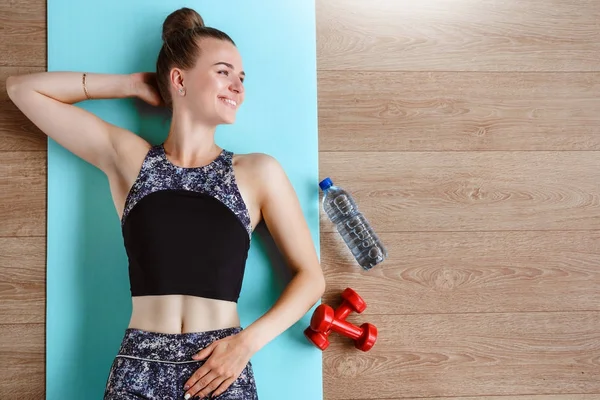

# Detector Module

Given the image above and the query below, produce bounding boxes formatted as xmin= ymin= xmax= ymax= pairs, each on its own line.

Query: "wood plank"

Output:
xmin=321 ymin=231 xmax=600 ymax=315
xmin=0 ymin=238 xmax=45 ymax=324
xmin=0 ymin=0 xmax=46 ymax=61
xmin=316 ymin=0 xmax=600 ymax=71
xmin=0 ymin=323 xmax=44 ymax=399
xmin=0 ymin=0 xmax=46 ymax=67
xmin=347 ymin=396 xmax=600 ymax=400
xmin=318 ymin=71 xmax=600 ymax=151
xmin=0 ymin=67 xmax=48 ymax=151
xmin=0 ymin=152 xmax=46 ymax=237
xmin=319 ymin=152 xmax=600 ymax=233
xmin=322 ymin=312 xmax=600 ymax=399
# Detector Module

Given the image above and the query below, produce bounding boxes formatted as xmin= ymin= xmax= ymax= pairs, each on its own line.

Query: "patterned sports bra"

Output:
xmin=120 ymin=143 xmax=252 ymax=303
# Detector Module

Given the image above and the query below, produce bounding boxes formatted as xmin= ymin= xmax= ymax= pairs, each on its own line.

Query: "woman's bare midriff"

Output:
xmin=127 ymin=295 xmax=241 ymax=334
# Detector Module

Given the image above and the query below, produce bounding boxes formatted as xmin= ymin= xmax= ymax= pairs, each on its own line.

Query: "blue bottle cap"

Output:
xmin=319 ymin=177 xmax=333 ymax=191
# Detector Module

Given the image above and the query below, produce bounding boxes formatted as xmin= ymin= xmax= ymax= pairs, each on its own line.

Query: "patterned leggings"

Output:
xmin=103 ymin=326 xmax=258 ymax=399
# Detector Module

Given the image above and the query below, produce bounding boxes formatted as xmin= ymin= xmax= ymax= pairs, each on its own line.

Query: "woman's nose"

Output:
xmin=230 ymin=78 xmax=244 ymax=93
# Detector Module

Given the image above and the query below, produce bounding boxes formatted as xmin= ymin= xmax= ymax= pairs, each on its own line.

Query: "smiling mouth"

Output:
xmin=218 ymin=97 xmax=237 ymax=109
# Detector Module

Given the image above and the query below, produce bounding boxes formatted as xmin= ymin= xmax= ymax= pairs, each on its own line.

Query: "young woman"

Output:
xmin=7 ymin=7 xmax=325 ymax=400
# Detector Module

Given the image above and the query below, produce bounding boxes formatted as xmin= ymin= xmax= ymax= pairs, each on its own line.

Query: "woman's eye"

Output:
xmin=219 ymin=69 xmax=243 ymax=83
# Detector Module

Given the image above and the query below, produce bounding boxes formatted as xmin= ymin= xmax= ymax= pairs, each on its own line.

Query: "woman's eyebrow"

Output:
xmin=213 ymin=61 xmax=245 ymax=77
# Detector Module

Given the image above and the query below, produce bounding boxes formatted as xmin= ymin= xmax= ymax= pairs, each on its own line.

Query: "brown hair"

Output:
xmin=156 ymin=7 xmax=236 ymax=110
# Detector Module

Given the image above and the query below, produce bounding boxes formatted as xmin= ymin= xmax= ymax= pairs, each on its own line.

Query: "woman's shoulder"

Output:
xmin=231 ymin=152 xmax=289 ymax=194
xmin=231 ymin=151 xmax=282 ymax=173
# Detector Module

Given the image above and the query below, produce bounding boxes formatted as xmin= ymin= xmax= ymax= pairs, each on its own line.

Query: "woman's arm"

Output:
xmin=239 ymin=153 xmax=326 ymax=352
xmin=5 ymin=71 xmax=156 ymax=174
xmin=7 ymin=71 xmax=135 ymax=104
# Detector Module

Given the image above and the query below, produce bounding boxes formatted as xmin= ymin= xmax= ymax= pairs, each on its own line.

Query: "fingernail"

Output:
xmin=184 ymin=385 xmax=189 ymax=390
xmin=184 ymin=393 xmax=191 ymax=399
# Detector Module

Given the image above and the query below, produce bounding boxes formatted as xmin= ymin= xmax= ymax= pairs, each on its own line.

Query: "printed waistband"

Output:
xmin=115 ymin=326 xmax=243 ymax=363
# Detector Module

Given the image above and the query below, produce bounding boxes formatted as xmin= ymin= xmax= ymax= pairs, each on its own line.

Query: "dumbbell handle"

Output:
xmin=328 ymin=314 xmax=364 ymax=340
xmin=334 ymin=302 xmax=353 ymax=321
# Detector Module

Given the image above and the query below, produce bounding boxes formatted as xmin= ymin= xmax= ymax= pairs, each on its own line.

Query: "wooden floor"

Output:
xmin=1 ymin=0 xmax=599 ymax=399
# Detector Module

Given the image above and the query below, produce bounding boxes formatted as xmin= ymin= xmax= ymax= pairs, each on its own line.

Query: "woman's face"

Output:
xmin=175 ymin=37 xmax=245 ymax=125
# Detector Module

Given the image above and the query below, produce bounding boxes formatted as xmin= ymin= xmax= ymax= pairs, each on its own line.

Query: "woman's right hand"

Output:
xmin=130 ymin=72 xmax=164 ymax=107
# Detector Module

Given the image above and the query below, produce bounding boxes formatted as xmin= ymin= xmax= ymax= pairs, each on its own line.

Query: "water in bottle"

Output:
xmin=319 ymin=177 xmax=388 ymax=270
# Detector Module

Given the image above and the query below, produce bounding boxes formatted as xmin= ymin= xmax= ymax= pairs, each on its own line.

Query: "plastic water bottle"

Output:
xmin=319 ymin=177 xmax=388 ymax=270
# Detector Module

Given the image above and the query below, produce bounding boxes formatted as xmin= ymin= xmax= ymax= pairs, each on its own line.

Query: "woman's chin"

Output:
xmin=218 ymin=113 xmax=236 ymax=125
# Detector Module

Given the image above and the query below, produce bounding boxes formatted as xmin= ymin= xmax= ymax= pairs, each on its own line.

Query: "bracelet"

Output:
xmin=82 ymin=73 xmax=92 ymax=100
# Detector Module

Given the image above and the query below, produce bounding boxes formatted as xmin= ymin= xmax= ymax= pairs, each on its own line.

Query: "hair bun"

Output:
xmin=162 ymin=7 xmax=205 ymax=42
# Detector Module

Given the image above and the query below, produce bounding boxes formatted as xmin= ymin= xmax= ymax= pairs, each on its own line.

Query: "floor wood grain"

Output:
xmin=317 ymin=0 xmax=600 ymax=71
xmin=0 ymin=0 xmax=46 ymax=67
xmin=348 ymin=396 xmax=600 ymax=400
xmin=319 ymin=151 xmax=600 ymax=233
xmin=0 ymin=238 xmax=45 ymax=324
xmin=323 ymin=312 xmax=600 ymax=399
xmin=0 ymin=323 xmax=44 ymax=399
xmin=0 ymin=152 xmax=46 ymax=237
xmin=318 ymin=71 xmax=600 ymax=151
xmin=321 ymin=230 xmax=600 ymax=314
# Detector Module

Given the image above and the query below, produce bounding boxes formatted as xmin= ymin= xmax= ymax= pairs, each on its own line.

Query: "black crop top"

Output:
xmin=120 ymin=144 xmax=252 ymax=303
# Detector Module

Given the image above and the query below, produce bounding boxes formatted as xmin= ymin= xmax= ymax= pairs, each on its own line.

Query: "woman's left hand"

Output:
xmin=183 ymin=333 xmax=254 ymax=399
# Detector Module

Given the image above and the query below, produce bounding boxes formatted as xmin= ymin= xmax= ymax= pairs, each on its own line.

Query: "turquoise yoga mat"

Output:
xmin=47 ymin=1 xmax=320 ymax=399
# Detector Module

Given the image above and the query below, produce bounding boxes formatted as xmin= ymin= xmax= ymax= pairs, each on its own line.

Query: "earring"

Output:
xmin=179 ymin=87 xmax=185 ymax=95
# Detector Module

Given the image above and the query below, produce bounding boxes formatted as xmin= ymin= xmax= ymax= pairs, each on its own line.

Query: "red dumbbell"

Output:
xmin=310 ymin=304 xmax=377 ymax=351
xmin=304 ymin=288 xmax=375 ymax=351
